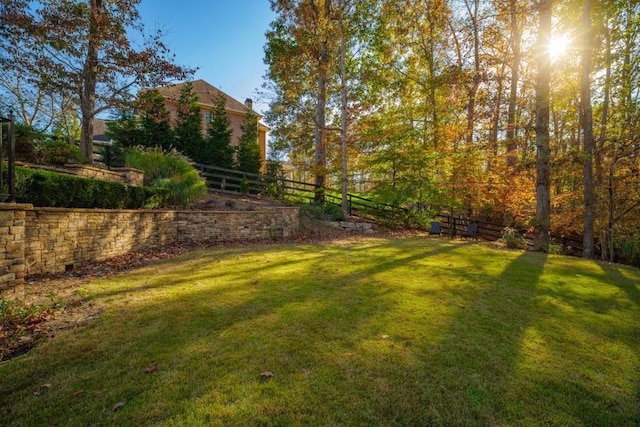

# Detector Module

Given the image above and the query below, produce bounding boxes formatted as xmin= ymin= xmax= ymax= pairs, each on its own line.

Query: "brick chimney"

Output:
xmin=244 ymin=98 xmax=253 ymax=110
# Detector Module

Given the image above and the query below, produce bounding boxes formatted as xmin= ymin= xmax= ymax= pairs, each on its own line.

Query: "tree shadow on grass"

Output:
xmin=0 ymin=238 xmax=476 ymax=424
xmin=8 ymin=243 xmax=635 ymax=425
xmin=379 ymin=250 xmax=548 ymax=425
xmin=601 ymin=263 xmax=640 ymax=309
xmin=85 ymin=236 xmax=464 ymax=301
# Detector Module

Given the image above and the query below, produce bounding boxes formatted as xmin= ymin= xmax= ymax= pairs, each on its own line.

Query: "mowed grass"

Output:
xmin=1 ymin=237 xmax=639 ymax=426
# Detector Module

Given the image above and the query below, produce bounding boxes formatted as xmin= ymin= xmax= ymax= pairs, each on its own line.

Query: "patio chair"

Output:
xmin=429 ymin=221 xmax=442 ymax=236
xmin=461 ymin=222 xmax=478 ymax=240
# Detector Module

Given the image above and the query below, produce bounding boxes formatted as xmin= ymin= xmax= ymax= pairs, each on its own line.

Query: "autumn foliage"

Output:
xmin=264 ymin=0 xmax=640 ymax=261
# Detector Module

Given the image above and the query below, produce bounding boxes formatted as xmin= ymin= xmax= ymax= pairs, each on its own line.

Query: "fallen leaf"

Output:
xmin=73 ymin=390 xmax=83 ymax=397
xmin=380 ymin=334 xmax=389 ymax=339
xmin=112 ymin=399 xmax=127 ymax=412
xmin=260 ymin=371 xmax=275 ymax=378
xmin=33 ymin=391 xmax=41 ymax=396
xmin=143 ymin=365 xmax=157 ymax=373
xmin=42 ymin=383 xmax=52 ymax=389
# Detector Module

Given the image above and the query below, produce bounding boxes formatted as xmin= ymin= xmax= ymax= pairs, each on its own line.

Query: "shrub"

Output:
xmin=12 ymin=166 xmax=165 ymax=208
xmin=615 ymin=235 xmax=640 ymax=267
xmin=300 ymin=201 xmax=345 ymax=221
xmin=124 ymin=147 xmax=207 ymax=207
xmin=39 ymin=139 xmax=82 ymax=165
xmin=11 ymin=123 xmax=42 ymax=163
xmin=265 ymin=160 xmax=285 ymax=199
xmin=398 ymin=208 xmax=435 ymax=231
xmin=501 ymin=227 xmax=527 ymax=249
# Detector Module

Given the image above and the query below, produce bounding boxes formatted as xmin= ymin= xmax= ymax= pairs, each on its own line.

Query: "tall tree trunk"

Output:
xmin=581 ymin=0 xmax=595 ymax=258
xmin=596 ymin=24 xmax=611 ymax=185
xmin=464 ymin=0 xmax=481 ymax=145
xmin=338 ymin=6 xmax=349 ymax=219
xmin=314 ymin=0 xmax=330 ymax=203
xmin=534 ymin=0 xmax=552 ymax=250
xmin=506 ymin=0 xmax=522 ymax=169
xmin=489 ymin=66 xmax=505 ymax=157
xmin=80 ymin=0 xmax=102 ymax=164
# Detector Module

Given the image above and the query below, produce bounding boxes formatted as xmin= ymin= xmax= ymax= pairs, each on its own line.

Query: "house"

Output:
xmin=92 ymin=118 xmax=111 ymax=144
xmin=155 ymin=79 xmax=268 ymax=168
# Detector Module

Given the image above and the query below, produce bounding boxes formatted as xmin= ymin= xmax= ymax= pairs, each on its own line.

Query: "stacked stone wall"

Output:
xmin=16 ymin=162 xmax=143 ymax=186
xmin=0 ymin=206 xmax=27 ymax=286
xmin=0 ymin=205 xmax=299 ymax=289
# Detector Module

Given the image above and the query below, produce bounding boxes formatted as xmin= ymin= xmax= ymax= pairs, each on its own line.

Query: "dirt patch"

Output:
xmin=181 ymin=192 xmax=295 ymax=211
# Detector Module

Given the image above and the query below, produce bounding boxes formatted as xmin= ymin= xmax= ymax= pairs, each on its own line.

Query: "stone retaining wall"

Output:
xmin=16 ymin=162 xmax=144 ymax=186
xmin=0 ymin=204 xmax=299 ymax=289
xmin=65 ymin=164 xmax=144 ymax=186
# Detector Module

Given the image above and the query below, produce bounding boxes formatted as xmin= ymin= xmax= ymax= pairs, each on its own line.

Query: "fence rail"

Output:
xmin=435 ymin=213 xmax=584 ymax=256
xmin=194 ymin=163 xmax=405 ymax=220
xmin=194 ymin=164 xmax=586 ymax=255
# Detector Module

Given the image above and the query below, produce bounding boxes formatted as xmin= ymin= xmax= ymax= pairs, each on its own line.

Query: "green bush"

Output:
xmin=12 ymin=166 xmax=165 ymax=208
xmin=615 ymin=235 xmax=640 ymax=267
xmin=500 ymin=227 xmax=527 ymax=249
xmin=11 ymin=123 xmax=42 ymax=163
xmin=300 ymin=201 xmax=345 ymax=221
xmin=398 ymin=208 xmax=435 ymax=230
xmin=39 ymin=139 xmax=82 ymax=165
xmin=124 ymin=147 xmax=207 ymax=207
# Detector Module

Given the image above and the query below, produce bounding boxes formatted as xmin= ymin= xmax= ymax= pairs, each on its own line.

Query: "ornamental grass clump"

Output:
xmin=124 ymin=147 xmax=207 ymax=207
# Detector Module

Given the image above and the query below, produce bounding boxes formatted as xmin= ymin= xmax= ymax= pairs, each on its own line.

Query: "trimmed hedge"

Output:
xmin=11 ymin=166 xmax=167 ymax=209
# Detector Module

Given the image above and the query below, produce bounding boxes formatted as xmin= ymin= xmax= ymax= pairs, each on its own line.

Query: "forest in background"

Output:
xmin=262 ymin=0 xmax=640 ymax=261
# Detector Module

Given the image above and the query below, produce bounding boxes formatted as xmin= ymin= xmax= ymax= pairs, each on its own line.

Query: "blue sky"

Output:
xmin=138 ymin=0 xmax=276 ymax=114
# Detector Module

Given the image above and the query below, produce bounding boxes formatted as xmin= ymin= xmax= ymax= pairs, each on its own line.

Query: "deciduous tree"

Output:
xmin=580 ymin=0 xmax=595 ymax=258
xmin=0 ymin=0 xmax=193 ymax=163
xmin=534 ymin=0 xmax=552 ymax=249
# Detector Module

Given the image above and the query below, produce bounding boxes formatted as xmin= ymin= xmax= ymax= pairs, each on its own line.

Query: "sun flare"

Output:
xmin=549 ymin=34 xmax=570 ymax=60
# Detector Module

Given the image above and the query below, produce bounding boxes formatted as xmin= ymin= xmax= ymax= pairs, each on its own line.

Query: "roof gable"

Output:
xmin=155 ymin=79 xmax=256 ymax=116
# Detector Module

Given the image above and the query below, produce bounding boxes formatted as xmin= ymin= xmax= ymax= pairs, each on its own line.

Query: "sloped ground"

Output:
xmin=1 ymin=196 xmax=401 ymax=362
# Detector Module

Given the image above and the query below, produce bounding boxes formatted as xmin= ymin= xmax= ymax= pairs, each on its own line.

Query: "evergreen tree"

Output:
xmin=204 ymin=93 xmax=235 ymax=168
xmin=106 ymin=110 xmax=142 ymax=148
xmin=236 ymin=110 xmax=262 ymax=174
xmin=138 ymin=88 xmax=174 ymax=150
xmin=174 ymin=82 xmax=203 ymax=162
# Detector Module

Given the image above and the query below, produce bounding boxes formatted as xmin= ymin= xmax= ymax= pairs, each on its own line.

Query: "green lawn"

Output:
xmin=1 ymin=237 xmax=639 ymax=426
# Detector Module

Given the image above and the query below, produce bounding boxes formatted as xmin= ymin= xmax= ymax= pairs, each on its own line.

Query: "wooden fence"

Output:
xmin=193 ymin=163 xmax=585 ymax=256
xmin=435 ymin=214 xmax=584 ymax=256
xmin=194 ymin=163 xmax=404 ymax=221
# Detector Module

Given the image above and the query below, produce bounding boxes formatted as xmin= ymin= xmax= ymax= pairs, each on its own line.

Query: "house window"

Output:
xmin=205 ymin=112 xmax=213 ymax=123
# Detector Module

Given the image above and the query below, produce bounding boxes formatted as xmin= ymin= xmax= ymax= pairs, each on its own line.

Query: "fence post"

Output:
xmin=8 ymin=111 xmax=15 ymax=203
xmin=0 ymin=121 xmax=3 ymax=198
